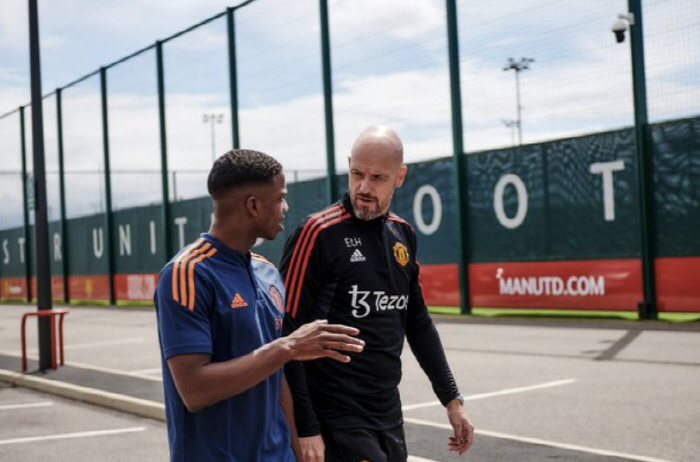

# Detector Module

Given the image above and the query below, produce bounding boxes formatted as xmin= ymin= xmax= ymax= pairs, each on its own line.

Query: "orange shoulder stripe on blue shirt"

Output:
xmin=186 ymin=247 xmax=218 ymax=311
xmin=171 ymin=238 xmax=205 ymax=303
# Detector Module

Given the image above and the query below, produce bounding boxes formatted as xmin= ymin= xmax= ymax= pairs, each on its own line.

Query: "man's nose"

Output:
xmin=358 ymin=177 xmax=371 ymax=193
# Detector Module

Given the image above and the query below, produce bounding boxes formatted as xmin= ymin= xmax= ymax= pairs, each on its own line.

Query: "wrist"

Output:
xmin=446 ymin=392 xmax=464 ymax=410
xmin=269 ymin=337 xmax=295 ymax=364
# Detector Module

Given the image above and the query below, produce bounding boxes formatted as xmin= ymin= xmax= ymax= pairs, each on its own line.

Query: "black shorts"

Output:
xmin=322 ymin=424 xmax=407 ymax=462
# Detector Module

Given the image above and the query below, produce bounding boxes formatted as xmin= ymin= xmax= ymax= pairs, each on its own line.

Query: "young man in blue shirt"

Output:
xmin=155 ymin=149 xmax=365 ymax=461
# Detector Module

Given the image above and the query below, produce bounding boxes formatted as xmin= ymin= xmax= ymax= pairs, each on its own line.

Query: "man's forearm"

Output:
xmin=168 ymin=337 xmax=293 ymax=413
xmin=170 ymin=320 xmax=363 ymax=413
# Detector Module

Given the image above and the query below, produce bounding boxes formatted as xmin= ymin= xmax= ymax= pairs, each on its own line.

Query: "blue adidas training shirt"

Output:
xmin=155 ymin=234 xmax=294 ymax=462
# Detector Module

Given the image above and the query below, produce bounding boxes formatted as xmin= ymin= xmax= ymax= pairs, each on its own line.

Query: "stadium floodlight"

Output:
xmin=202 ymin=113 xmax=224 ymax=163
xmin=503 ymin=57 xmax=534 ymax=146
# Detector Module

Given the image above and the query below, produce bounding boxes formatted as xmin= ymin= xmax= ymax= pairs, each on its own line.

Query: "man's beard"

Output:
xmin=352 ymin=192 xmax=393 ymax=221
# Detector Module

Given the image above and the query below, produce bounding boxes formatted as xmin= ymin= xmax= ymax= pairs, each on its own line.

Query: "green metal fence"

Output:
xmin=1 ymin=0 xmax=699 ymax=315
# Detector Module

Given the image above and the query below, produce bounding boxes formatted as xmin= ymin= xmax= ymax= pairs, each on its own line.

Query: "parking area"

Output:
xmin=0 ymin=383 xmax=167 ymax=461
xmin=1 ymin=304 xmax=699 ymax=461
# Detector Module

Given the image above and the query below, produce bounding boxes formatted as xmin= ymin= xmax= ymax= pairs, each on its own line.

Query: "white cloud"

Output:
xmin=330 ymin=0 xmax=445 ymax=40
xmin=1 ymin=0 xmax=699 ymax=224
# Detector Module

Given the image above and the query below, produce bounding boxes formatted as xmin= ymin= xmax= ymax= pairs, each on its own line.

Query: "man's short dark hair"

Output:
xmin=207 ymin=149 xmax=283 ymax=198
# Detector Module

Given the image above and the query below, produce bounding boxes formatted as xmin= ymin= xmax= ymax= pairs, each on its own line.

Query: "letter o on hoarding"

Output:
xmin=494 ymin=174 xmax=528 ymax=229
xmin=413 ymin=185 xmax=442 ymax=235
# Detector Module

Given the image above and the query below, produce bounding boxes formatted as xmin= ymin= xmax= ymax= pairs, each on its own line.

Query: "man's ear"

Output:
xmin=395 ymin=164 xmax=408 ymax=188
xmin=245 ymin=195 xmax=259 ymax=217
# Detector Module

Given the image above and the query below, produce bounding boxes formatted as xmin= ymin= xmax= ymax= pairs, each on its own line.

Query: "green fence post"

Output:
xmin=19 ymin=106 xmax=33 ymax=304
xmin=156 ymin=41 xmax=173 ymax=261
xmin=319 ymin=0 xmax=338 ymax=202
xmin=445 ymin=0 xmax=471 ymax=315
xmin=100 ymin=67 xmax=116 ymax=305
xmin=28 ymin=0 xmax=55 ymax=370
xmin=627 ymin=0 xmax=657 ymax=319
xmin=56 ymin=88 xmax=70 ymax=304
xmin=227 ymin=8 xmax=240 ymax=150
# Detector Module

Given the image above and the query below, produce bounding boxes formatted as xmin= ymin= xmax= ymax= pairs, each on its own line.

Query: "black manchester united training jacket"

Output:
xmin=280 ymin=193 xmax=460 ymax=435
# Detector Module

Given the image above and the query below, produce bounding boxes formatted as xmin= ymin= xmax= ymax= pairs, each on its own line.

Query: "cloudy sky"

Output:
xmin=1 ymin=0 xmax=699 ymax=226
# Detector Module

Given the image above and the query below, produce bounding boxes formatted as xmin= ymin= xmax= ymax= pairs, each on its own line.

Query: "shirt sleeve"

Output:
xmin=155 ymin=263 xmax=214 ymax=360
xmin=404 ymin=228 xmax=461 ymax=406
xmin=280 ymin=221 xmax=324 ymax=436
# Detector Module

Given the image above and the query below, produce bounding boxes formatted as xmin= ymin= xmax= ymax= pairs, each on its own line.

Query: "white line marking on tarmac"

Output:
xmin=0 ymin=401 xmax=53 ymax=411
xmin=0 ymin=350 xmax=162 ymax=382
xmin=0 ymin=369 xmax=165 ymax=421
xmin=0 ymin=427 xmax=146 ymax=446
xmin=402 ymin=378 xmax=577 ymax=411
xmin=20 ymin=337 xmax=145 ymax=354
xmin=404 ymin=418 xmax=677 ymax=462
xmin=407 ymin=456 xmax=441 ymax=462
xmin=63 ymin=361 xmax=163 ymax=382
xmin=62 ymin=337 xmax=145 ymax=350
xmin=129 ymin=368 xmax=162 ymax=375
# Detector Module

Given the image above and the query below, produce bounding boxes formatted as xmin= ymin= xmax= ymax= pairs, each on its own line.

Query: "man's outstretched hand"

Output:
xmin=285 ymin=319 xmax=364 ymax=363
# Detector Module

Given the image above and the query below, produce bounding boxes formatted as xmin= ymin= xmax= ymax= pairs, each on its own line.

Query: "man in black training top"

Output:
xmin=281 ymin=126 xmax=474 ymax=462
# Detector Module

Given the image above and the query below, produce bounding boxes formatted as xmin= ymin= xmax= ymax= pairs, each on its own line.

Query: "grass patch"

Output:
xmin=428 ymin=306 xmax=700 ymax=323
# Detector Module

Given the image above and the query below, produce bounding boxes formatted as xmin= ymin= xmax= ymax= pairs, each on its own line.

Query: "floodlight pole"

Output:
xmin=203 ymin=113 xmax=224 ymax=163
xmin=28 ymin=0 xmax=53 ymax=371
xmin=503 ymin=57 xmax=534 ymax=145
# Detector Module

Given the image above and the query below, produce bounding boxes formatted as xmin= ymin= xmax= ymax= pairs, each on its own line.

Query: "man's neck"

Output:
xmin=209 ymin=224 xmax=254 ymax=254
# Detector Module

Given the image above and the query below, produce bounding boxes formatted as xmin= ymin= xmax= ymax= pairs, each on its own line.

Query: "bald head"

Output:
xmin=351 ymin=125 xmax=404 ymax=166
xmin=347 ymin=125 xmax=407 ymax=220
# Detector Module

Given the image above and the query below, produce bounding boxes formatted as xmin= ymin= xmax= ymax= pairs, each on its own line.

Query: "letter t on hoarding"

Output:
xmin=589 ymin=160 xmax=625 ymax=221
xmin=174 ymin=217 xmax=188 ymax=249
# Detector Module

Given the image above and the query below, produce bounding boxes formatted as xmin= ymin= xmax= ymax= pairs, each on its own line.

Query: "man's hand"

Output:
xmin=446 ymin=399 xmax=474 ymax=455
xmin=285 ymin=319 xmax=364 ymax=363
xmin=299 ymin=434 xmax=325 ymax=462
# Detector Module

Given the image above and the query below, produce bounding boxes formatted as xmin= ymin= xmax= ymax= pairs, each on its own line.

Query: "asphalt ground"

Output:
xmin=0 ymin=303 xmax=698 ymax=462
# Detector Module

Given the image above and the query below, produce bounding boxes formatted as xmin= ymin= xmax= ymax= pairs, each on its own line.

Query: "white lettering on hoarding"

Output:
xmin=589 ymin=161 xmax=625 ymax=221
xmin=174 ymin=217 xmax=188 ymax=249
xmin=119 ymin=224 xmax=131 ymax=256
xmin=53 ymin=233 xmax=62 ymax=261
xmin=149 ymin=220 xmax=156 ymax=255
xmin=93 ymin=228 xmax=104 ymax=258
xmin=413 ymin=184 xmax=442 ymax=235
xmin=2 ymin=239 xmax=8 ymax=264
xmin=494 ymin=174 xmax=528 ymax=229
xmin=17 ymin=237 xmax=25 ymax=263
xmin=496 ymin=268 xmax=605 ymax=297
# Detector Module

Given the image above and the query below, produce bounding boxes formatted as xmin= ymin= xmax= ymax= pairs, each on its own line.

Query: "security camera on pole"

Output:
xmin=611 ymin=13 xmax=634 ymax=43
xmin=612 ymin=0 xmax=657 ymax=319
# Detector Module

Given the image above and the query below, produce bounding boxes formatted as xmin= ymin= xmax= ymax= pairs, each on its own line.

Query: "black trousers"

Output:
xmin=322 ymin=424 xmax=408 ymax=462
